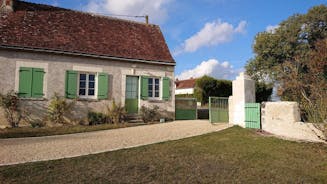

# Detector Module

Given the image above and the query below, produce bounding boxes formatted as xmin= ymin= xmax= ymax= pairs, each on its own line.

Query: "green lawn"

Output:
xmin=0 ymin=123 xmax=143 ymax=139
xmin=1 ymin=127 xmax=327 ymax=183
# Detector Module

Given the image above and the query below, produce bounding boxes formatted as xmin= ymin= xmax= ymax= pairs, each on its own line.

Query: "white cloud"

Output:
xmin=235 ymin=21 xmax=247 ymax=34
xmin=51 ymin=0 xmax=59 ymax=7
xmin=84 ymin=0 xmax=172 ymax=24
xmin=174 ymin=20 xmax=247 ymax=55
xmin=265 ymin=24 xmax=279 ymax=33
xmin=176 ymin=59 xmax=243 ymax=80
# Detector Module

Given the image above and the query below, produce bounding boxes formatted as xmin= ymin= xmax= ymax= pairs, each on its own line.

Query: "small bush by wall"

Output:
xmin=47 ymin=93 xmax=75 ymax=124
xmin=0 ymin=91 xmax=24 ymax=128
xmin=140 ymin=105 xmax=160 ymax=123
xmin=88 ymin=112 xmax=109 ymax=125
xmin=106 ymin=100 xmax=126 ymax=124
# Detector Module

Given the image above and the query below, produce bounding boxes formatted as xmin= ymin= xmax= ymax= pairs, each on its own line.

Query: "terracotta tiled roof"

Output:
xmin=0 ymin=1 xmax=175 ymax=64
xmin=175 ymin=78 xmax=197 ymax=89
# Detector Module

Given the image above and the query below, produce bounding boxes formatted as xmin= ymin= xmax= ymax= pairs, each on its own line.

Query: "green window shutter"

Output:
xmin=98 ymin=73 xmax=109 ymax=100
xmin=140 ymin=76 xmax=148 ymax=100
xmin=31 ymin=68 xmax=45 ymax=98
xmin=65 ymin=70 xmax=77 ymax=99
xmin=18 ymin=67 xmax=33 ymax=98
xmin=162 ymin=77 xmax=170 ymax=101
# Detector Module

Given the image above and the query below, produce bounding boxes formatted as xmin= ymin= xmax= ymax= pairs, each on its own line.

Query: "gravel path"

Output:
xmin=0 ymin=120 xmax=230 ymax=166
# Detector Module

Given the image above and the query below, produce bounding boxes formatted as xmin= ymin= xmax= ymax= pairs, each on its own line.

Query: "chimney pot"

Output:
xmin=145 ymin=15 xmax=149 ymax=24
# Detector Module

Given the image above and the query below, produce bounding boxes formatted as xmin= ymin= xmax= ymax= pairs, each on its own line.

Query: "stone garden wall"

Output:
xmin=261 ymin=102 xmax=325 ymax=142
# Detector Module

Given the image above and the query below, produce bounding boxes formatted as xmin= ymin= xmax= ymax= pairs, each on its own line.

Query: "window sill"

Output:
xmin=19 ymin=98 xmax=47 ymax=101
xmin=76 ymin=98 xmax=100 ymax=102
xmin=147 ymin=99 xmax=168 ymax=103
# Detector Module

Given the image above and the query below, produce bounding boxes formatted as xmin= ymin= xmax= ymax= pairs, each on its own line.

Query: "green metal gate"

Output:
xmin=245 ymin=103 xmax=261 ymax=129
xmin=209 ymin=97 xmax=229 ymax=123
xmin=175 ymin=98 xmax=197 ymax=120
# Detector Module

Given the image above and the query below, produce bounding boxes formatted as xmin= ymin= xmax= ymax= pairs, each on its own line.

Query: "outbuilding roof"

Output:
xmin=0 ymin=0 xmax=175 ymax=64
xmin=175 ymin=78 xmax=197 ymax=89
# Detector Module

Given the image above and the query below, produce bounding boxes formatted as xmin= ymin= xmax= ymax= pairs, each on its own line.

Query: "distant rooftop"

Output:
xmin=175 ymin=78 xmax=197 ymax=89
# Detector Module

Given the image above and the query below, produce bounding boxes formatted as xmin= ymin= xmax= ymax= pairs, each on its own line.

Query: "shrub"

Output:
xmin=194 ymin=76 xmax=232 ymax=105
xmin=0 ymin=91 xmax=23 ymax=128
xmin=88 ymin=112 xmax=109 ymax=125
xmin=47 ymin=93 xmax=75 ymax=124
xmin=30 ymin=120 xmax=46 ymax=128
xmin=140 ymin=105 xmax=160 ymax=124
xmin=106 ymin=100 xmax=126 ymax=124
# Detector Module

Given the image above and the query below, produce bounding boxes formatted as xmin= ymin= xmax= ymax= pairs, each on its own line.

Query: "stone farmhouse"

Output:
xmin=0 ymin=0 xmax=175 ymax=126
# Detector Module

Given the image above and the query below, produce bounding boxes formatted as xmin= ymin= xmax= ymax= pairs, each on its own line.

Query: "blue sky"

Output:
xmin=28 ymin=0 xmax=326 ymax=80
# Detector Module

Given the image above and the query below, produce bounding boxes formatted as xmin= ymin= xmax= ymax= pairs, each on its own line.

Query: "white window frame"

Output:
xmin=78 ymin=72 xmax=98 ymax=99
xmin=148 ymin=77 xmax=161 ymax=100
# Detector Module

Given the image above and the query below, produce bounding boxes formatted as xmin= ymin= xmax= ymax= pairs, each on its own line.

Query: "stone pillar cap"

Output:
xmin=236 ymin=72 xmax=251 ymax=80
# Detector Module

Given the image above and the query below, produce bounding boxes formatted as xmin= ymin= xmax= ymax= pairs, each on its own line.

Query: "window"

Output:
xmin=66 ymin=71 xmax=108 ymax=100
xmin=140 ymin=76 xmax=170 ymax=101
xmin=18 ymin=67 xmax=45 ymax=98
xmin=148 ymin=78 xmax=160 ymax=98
xmin=78 ymin=73 xmax=96 ymax=98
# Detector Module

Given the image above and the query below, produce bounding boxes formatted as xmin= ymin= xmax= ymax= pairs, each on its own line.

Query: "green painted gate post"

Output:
xmin=209 ymin=97 xmax=212 ymax=123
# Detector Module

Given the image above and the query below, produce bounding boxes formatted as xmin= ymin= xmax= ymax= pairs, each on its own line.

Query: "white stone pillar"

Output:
xmin=230 ymin=72 xmax=255 ymax=127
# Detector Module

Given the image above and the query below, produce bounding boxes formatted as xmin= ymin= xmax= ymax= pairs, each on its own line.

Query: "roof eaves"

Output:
xmin=0 ymin=44 xmax=176 ymax=66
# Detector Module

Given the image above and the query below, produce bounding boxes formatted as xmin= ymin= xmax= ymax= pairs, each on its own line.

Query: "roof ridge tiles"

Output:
xmin=18 ymin=0 xmax=158 ymax=27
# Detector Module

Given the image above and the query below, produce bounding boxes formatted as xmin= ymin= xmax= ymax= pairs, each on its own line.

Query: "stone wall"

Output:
xmin=0 ymin=49 xmax=175 ymax=128
xmin=261 ymin=102 xmax=325 ymax=142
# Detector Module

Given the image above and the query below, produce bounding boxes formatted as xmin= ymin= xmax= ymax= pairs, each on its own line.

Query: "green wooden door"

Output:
xmin=209 ymin=97 xmax=229 ymax=123
xmin=245 ymin=103 xmax=261 ymax=129
xmin=125 ymin=76 xmax=139 ymax=114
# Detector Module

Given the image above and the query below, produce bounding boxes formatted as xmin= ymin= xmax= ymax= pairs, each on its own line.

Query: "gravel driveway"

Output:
xmin=0 ymin=120 xmax=230 ymax=166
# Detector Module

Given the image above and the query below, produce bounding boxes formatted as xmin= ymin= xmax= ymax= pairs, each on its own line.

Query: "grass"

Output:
xmin=0 ymin=123 xmax=143 ymax=139
xmin=0 ymin=126 xmax=327 ymax=183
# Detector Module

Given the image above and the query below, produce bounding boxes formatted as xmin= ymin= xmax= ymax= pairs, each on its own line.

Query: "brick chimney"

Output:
xmin=0 ymin=0 xmax=14 ymax=14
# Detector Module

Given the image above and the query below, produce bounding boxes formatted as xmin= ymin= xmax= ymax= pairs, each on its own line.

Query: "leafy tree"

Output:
xmin=246 ymin=5 xmax=327 ymax=123
xmin=255 ymin=82 xmax=273 ymax=103
xmin=277 ymin=39 xmax=327 ymax=123
xmin=194 ymin=76 xmax=232 ymax=105
xmin=246 ymin=5 xmax=327 ymax=82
